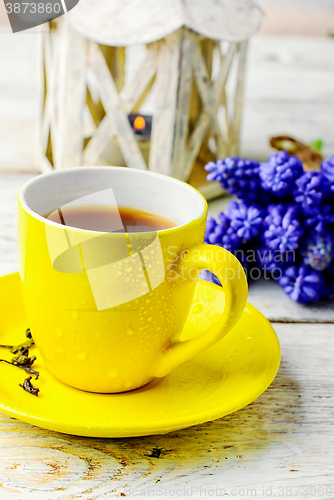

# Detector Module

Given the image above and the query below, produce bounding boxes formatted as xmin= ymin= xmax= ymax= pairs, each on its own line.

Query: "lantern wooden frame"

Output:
xmin=40 ymin=20 xmax=250 ymax=198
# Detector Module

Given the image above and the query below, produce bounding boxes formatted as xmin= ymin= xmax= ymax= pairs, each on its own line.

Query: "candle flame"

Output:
xmin=133 ymin=116 xmax=146 ymax=131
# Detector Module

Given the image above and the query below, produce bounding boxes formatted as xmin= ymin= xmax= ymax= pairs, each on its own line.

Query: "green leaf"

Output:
xmin=309 ymin=139 xmax=324 ymax=153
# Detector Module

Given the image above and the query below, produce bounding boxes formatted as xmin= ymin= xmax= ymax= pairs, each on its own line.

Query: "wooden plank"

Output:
xmin=213 ymin=118 xmax=226 ymax=158
xmin=40 ymin=27 xmax=60 ymax=170
xmin=66 ymin=0 xmax=262 ymax=47
xmin=82 ymin=117 xmax=117 ymax=166
xmin=148 ymin=35 xmax=178 ymax=174
xmin=248 ymin=278 xmax=334 ymax=323
xmin=183 ymin=0 xmax=263 ymax=43
xmin=0 ymin=323 xmax=333 ymax=496
xmin=191 ymin=38 xmax=227 ymax=158
xmin=221 ymin=88 xmax=230 ymax=149
xmin=131 ymin=75 xmax=156 ymax=114
xmin=213 ymin=42 xmax=235 ymax=110
xmin=230 ymin=41 xmax=248 ymax=156
xmin=36 ymin=25 xmax=47 ymax=173
xmin=192 ymin=40 xmax=216 ymax=127
xmin=120 ymin=42 xmax=158 ymax=112
xmin=171 ymin=29 xmax=193 ymax=179
xmin=149 ymin=31 xmax=181 ymax=175
xmin=85 ymin=85 xmax=105 ymax=127
xmin=213 ymin=43 xmax=236 ymax=157
xmin=64 ymin=29 xmax=87 ymax=169
xmin=182 ymin=112 xmax=210 ymax=181
xmin=39 ymin=33 xmax=49 ymax=158
xmin=197 ymin=180 xmax=225 ymax=200
xmin=88 ymin=41 xmax=147 ymax=170
xmin=241 ymin=36 xmax=334 ymax=160
xmin=83 ymin=43 xmax=158 ymax=166
xmin=181 ymin=43 xmax=235 ymax=182
xmin=55 ymin=20 xmax=72 ymax=170
xmin=99 ymin=46 xmax=125 ymax=93
xmin=56 ymin=23 xmax=87 ymax=169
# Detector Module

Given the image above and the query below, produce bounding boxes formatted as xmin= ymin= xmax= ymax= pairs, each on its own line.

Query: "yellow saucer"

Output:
xmin=0 ymin=272 xmax=280 ymax=438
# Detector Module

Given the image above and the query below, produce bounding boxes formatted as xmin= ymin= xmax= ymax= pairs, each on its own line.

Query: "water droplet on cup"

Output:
xmin=192 ymin=303 xmax=204 ymax=315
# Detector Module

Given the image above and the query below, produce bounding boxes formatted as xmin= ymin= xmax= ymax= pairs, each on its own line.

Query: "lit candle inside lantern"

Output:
xmin=128 ymin=113 xmax=152 ymax=139
xmin=133 ymin=115 xmax=146 ymax=132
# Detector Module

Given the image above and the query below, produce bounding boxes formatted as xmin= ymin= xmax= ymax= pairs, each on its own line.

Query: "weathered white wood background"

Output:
xmin=1 ymin=3 xmax=333 ymax=193
xmin=0 ymin=173 xmax=334 ymax=499
xmin=1 ymin=27 xmax=334 ymax=170
xmin=1 ymin=1 xmax=334 ymax=496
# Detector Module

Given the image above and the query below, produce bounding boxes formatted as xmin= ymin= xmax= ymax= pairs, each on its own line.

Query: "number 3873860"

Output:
xmin=5 ymin=3 xmax=61 ymax=14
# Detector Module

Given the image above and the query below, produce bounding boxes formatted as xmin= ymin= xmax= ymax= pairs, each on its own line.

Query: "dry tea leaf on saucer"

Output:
xmin=0 ymin=357 xmax=40 ymax=379
xmin=0 ymin=338 xmax=34 ymax=353
xmin=0 ymin=328 xmax=35 ymax=354
xmin=11 ymin=354 xmax=36 ymax=368
xmin=19 ymin=376 xmax=40 ymax=397
xmin=0 ymin=327 xmax=40 ymax=381
xmin=11 ymin=354 xmax=39 ymax=378
xmin=10 ymin=338 xmax=34 ymax=355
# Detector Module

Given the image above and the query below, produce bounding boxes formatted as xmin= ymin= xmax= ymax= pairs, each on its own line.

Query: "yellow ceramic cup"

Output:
xmin=18 ymin=167 xmax=248 ymax=393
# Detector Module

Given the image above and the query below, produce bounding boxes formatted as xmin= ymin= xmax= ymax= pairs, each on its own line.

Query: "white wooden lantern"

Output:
xmin=40 ymin=0 xmax=262 ymax=198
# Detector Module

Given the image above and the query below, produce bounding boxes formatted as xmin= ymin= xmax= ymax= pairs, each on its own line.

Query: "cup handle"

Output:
xmin=151 ymin=244 xmax=248 ymax=378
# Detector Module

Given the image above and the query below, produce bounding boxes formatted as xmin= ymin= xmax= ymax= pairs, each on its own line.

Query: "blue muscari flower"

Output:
xmin=205 ymin=157 xmax=268 ymax=203
xmin=204 ymin=216 xmax=220 ymax=243
xmin=254 ymin=244 xmax=293 ymax=279
xmin=259 ymin=150 xmax=304 ymax=197
xmin=205 ymin=214 xmax=241 ymax=252
xmin=203 ymin=151 xmax=334 ymax=304
xmin=300 ymin=230 xmax=334 ymax=271
xmin=320 ymin=155 xmax=334 ymax=191
xmin=263 ymin=204 xmax=304 ymax=253
xmin=278 ymin=263 xmax=324 ymax=303
xmin=293 ymin=171 xmax=331 ymax=214
xmin=304 ymin=203 xmax=334 ymax=233
xmin=202 ymin=212 xmax=247 ymax=286
xmin=226 ymin=201 xmax=264 ymax=241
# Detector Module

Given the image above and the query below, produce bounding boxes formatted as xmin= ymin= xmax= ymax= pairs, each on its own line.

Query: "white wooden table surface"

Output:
xmin=0 ymin=173 xmax=334 ymax=500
